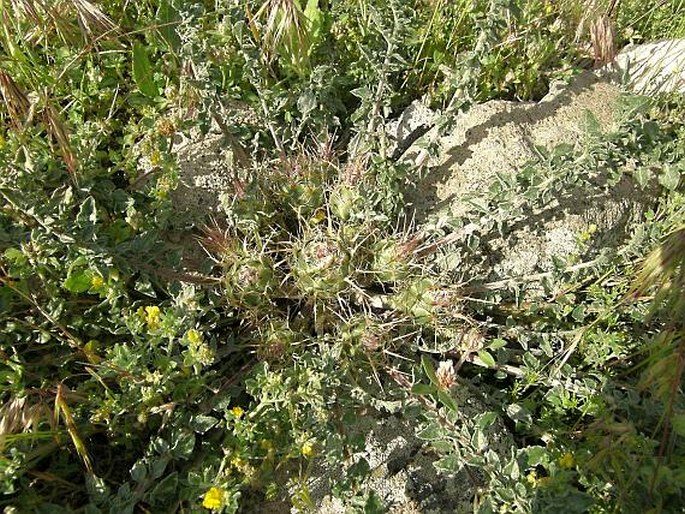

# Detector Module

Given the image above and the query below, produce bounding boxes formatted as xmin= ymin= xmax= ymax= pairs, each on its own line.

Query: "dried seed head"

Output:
xmin=361 ymin=330 xmax=381 ymax=352
xmin=436 ymin=360 xmax=458 ymax=390
xmin=198 ymin=221 xmax=234 ymax=259
xmin=71 ymin=0 xmax=118 ymax=40
xmin=43 ymin=104 xmax=78 ymax=183
xmin=155 ymin=117 xmax=176 ymax=137
xmin=341 ymin=157 xmax=366 ymax=186
xmin=0 ymin=70 xmax=30 ymax=128
xmin=590 ymin=15 xmax=615 ymax=67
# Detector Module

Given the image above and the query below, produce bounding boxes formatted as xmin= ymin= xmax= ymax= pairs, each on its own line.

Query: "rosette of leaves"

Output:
xmin=224 ymin=253 xmax=280 ymax=310
xmin=390 ymin=276 xmax=447 ymax=323
xmin=329 ymin=183 xmax=364 ymax=222
xmin=272 ymin=153 xmax=336 ymax=224
xmin=340 ymin=314 xmax=389 ymax=356
xmin=255 ymin=319 xmax=303 ymax=362
xmin=224 ymin=177 xmax=282 ymax=234
xmin=369 ymin=236 xmax=415 ymax=284
xmin=290 ymin=227 xmax=352 ymax=298
xmin=279 ymin=176 xmax=325 ymax=222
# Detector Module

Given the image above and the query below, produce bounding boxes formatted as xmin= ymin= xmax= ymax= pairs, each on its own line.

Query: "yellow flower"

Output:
xmin=149 ymin=150 xmax=161 ymax=166
xmin=230 ymin=406 xmax=244 ymax=418
xmin=187 ymin=328 xmax=202 ymax=345
xmin=301 ymin=441 xmax=314 ymax=458
xmin=559 ymin=452 xmax=575 ymax=469
xmin=144 ymin=306 xmax=161 ymax=330
xmin=231 ymin=456 xmax=247 ymax=469
xmin=202 ymin=487 xmax=223 ymax=510
xmin=90 ymin=274 xmax=104 ymax=289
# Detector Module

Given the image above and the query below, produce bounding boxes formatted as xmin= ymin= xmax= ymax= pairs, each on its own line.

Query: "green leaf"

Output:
xmin=157 ymin=0 xmax=181 ymax=52
xmin=571 ymin=305 xmax=585 ymax=322
xmin=503 ymin=457 xmax=520 ymax=480
xmin=488 ymin=338 xmax=507 ymax=350
xmin=304 ymin=0 xmax=323 ymax=43
xmin=437 ymin=389 xmax=459 ymax=412
xmin=634 ymin=167 xmax=652 ymax=190
xmin=132 ymin=42 xmax=159 ymax=98
xmin=297 ymin=90 xmax=317 ymax=115
xmin=476 ymin=411 xmax=497 ymax=429
xmin=421 ymin=355 xmax=439 ymax=386
xmin=149 ymin=456 xmax=169 ymax=479
xmin=151 ymin=437 xmax=169 ymax=455
xmin=411 ymin=383 xmax=436 ymax=395
xmin=130 ymin=460 xmax=147 ymax=483
xmin=477 ymin=350 xmax=496 ymax=368
xmin=583 ymin=110 xmax=602 ymax=136
xmin=190 ymin=415 xmax=218 ymax=434
xmin=658 ymin=164 xmax=681 ymax=191
xmin=170 ymin=430 xmax=195 ymax=459
xmin=524 ymin=446 xmax=549 ymax=467
xmin=149 ymin=472 xmax=178 ymax=503
xmin=4 ymin=247 xmax=26 ymax=266
xmin=63 ymin=270 xmax=91 ymax=293
xmin=671 ymin=413 xmax=685 ymax=437
xmin=434 ymin=454 xmax=463 ymax=474
xmin=506 ymin=403 xmax=532 ymax=425
xmin=363 ymin=491 xmax=385 ymax=514
xmin=416 ymin=422 xmax=445 ymax=441
xmin=76 ymin=196 xmax=98 ymax=228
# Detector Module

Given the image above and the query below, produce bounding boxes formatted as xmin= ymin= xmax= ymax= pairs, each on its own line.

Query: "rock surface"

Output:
xmin=398 ymin=70 xmax=650 ymax=281
xmin=610 ymin=39 xmax=685 ymax=95
xmin=396 ymin=40 xmax=685 ymax=282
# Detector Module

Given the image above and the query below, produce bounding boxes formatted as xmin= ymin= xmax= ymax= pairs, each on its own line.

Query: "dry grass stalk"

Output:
xmin=54 ymin=384 xmax=92 ymax=473
xmin=10 ymin=0 xmax=118 ymax=45
xmin=70 ymin=0 xmax=117 ymax=39
xmin=590 ymin=14 xmax=616 ymax=67
xmin=0 ymin=397 xmax=51 ymax=452
xmin=250 ymin=0 xmax=310 ymax=63
xmin=44 ymin=103 xmax=79 ymax=184
xmin=628 ymin=225 xmax=685 ymax=309
xmin=0 ymin=70 xmax=30 ymax=128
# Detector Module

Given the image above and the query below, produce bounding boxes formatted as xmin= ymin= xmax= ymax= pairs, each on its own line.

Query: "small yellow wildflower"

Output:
xmin=230 ymin=456 xmax=255 ymax=478
xmin=559 ymin=452 xmax=575 ymax=469
xmin=526 ymin=470 xmax=551 ymax=488
xmin=301 ymin=441 xmax=314 ymax=458
xmin=144 ymin=306 xmax=161 ymax=330
xmin=187 ymin=328 xmax=202 ymax=345
xmin=231 ymin=456 xmax=247 ymax=470
xmin=260 ymin=439 xmax=273 ymax=451
xmin=202 ymin=487 xmax=223 ymax=510
xmin=90 ymin=274 xmax=104 ymax=289
xmin=230 ymin=406 xmax=244 ymax=418
xmin=149 ymin=150 xmax=161 ymax=166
